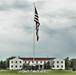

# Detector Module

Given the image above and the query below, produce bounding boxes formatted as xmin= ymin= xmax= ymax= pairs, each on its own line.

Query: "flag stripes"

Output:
xmin=34 ymin=5 xmax=40 ymax=41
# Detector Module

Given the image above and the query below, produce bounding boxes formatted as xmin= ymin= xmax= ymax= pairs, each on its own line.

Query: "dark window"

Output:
xmin=40 ymin=61 xmax=42 ymax=63
xmin=57 ymin=61 xmax=59 ymax=63
xmin=61 ymin=65 xmax=63 ymax=68
xmin=28 ymin=61 xmax=30 ymax=63
xmin=20 ymin=65 xmax=22 ymax=68
xmin=44 ymin=61 xmax=46 ymax=63
xmin=11 ymin=65 xmax=13 ymax=68
xmin=11 ymin=61 xmax=13 ymax=63
xmin=57 ymin=65 xmax=59 ymax=68
xmin=20 ymin=61 xmax=21 ymax=63
xmin=53 ymin=61 xmax=54 ymax=63
xmin=36 ymin=61 xmax=38 ymax=63
xmin=61 ymin=61 xmax=63 ymax=63
xmin=15 ymin=65 xmax=17 ymax=68
xmin=15 ymin=61 xmax=17 ymax=63
xmin=53 ymin=66 xmax=54 ymax=68
xmin=25 ymin=61 xmax=26 ymax=63
xmin=32 ymin=61 xmax=34 ymax=63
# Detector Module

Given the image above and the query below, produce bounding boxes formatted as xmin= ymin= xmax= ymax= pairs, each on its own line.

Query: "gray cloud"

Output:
xmin=0 ymin=0 xmax=32 ymax=11
xmin=0 ymin=0 xmax=76 ymax=60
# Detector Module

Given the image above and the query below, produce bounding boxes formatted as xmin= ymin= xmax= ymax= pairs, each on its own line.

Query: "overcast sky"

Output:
xmin=0 ymin=0 xmax=76 ymax=60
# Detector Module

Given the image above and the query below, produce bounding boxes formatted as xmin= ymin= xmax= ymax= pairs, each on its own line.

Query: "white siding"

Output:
xmin=52 ymin=58 xmax=65 ymax=70
xmin=23 ymin=60 xmax=48 ymax=65
xmin=9 ymin=58 xmax=65 ymax=70
xmin=9 ymin=58 xmax=23 ymax=70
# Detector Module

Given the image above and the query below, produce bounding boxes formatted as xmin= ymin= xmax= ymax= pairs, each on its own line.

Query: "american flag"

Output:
xmin=34 ymin=5 xmax=40 ymax=41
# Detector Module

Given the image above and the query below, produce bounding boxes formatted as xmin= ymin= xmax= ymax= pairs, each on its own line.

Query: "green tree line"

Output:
xmin=0 ymin=56 xmax=15 ymax=69
xmin=65 ymin=57 xmax=76 ymax=70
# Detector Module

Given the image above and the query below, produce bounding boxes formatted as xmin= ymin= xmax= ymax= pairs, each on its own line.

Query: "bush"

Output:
xmin=72 ymin=68 xmax=76 ymax=71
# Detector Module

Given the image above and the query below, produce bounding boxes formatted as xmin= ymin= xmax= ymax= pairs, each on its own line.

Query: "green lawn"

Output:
xmin=0 ymin=70 xmax=76 ymax=75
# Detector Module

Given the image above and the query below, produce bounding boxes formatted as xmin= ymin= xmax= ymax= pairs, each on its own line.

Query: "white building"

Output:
xmin=9 ymin=58 xmax=24 ymax=70
xmin=9 ymin=57 xmax=65 ymax=70
xmin=51 ymin=58 xmax=65 ymax=70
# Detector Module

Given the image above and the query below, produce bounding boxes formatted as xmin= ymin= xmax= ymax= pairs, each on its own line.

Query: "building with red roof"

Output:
xmin=9 ymin=57 xmax=65 ymax=70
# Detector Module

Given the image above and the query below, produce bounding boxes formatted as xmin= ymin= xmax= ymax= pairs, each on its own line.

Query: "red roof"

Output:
xmin=20 ymin=58 xmax=55 ymax=61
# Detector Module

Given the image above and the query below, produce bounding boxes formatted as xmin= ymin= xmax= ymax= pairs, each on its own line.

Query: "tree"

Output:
xmin=22 ymin=63 xmax=30 ymax=70
xmin=70 ymin=58 xmax=76 ymax=70
xmin=5 ymin=56 xmax=16 ymax=68
xmin=0 ymin=60 xmax=6 ymax=69
xmin=44 ymin=61 xmax=51 ymax=69
xmin=22 ymin=64 xmax=27 ymax=70
xmin=65 ymin=57 xmax=70 ymax=70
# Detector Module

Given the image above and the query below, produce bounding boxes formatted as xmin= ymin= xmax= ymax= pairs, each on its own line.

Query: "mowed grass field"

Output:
xmin=0 ymin=70 xmax=76 ymax=75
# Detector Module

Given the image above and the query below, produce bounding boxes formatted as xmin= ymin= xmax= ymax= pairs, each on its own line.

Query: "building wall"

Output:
xmin=9 ymin=58 xmax=49 ymax=70
xmin=9 ymin=58 xmax=23 ymax=70
xmin=52 ymin=58 xmax=65 ymax=70
xmin=23 ymin=60 xmax=49 ymax=65
xmin=9 ymin=58 xmax=65 ymax=70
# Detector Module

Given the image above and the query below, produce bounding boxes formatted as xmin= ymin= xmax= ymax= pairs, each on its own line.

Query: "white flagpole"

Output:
xmin=33 ymin=3 xmax=35 ymax=65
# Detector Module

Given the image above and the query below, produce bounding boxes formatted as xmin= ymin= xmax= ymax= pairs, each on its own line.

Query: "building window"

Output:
xmin=36 ymin=61 xmax=38 ymax=63
xmin=57 ymin=65 xmax=59 ymax=68
xmin=61 ymin=61 xmax=63 ymax=63
xmin=57 ymin=61 xmax=59 ymax=63
xmin=53 ymin=61 xmax=54 ymax=63
xmin=11 ymin=61 xmax=13 ymax=63
xmin=15 ymin=65 xmax=17 ymax=68
xmin=28 ymin=61 xmax=30 ymax=63
xmin=20 ymin=61 xmax=21 ymax=63
xmin=53 ymin=65 xmax=54 ymax=68
xmin=11 ymin=65 xmax=13 ymax=68
xmin=40 ymin=61 xmax=42 ymax=63
xmin=61 ymin=65 xmax=63 ymax=68
xmin=20 ymin=65 xmax=22 ymax=68
xmin=44 ymin=61 xmax=46 ymax=63
xmin=25 ymin=61 xmax=26 ymax=63
xmin=32 ymin=61 xmax=34 ymax=63
xmin=15 ymin=61 xmax=17 ymax=63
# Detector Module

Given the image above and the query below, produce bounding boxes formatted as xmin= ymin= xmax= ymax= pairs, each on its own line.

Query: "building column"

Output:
xmin=38 ymin=65 xmax=40 ymax=70
xmin=42 ymin=65 xmax=44 ymax=69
